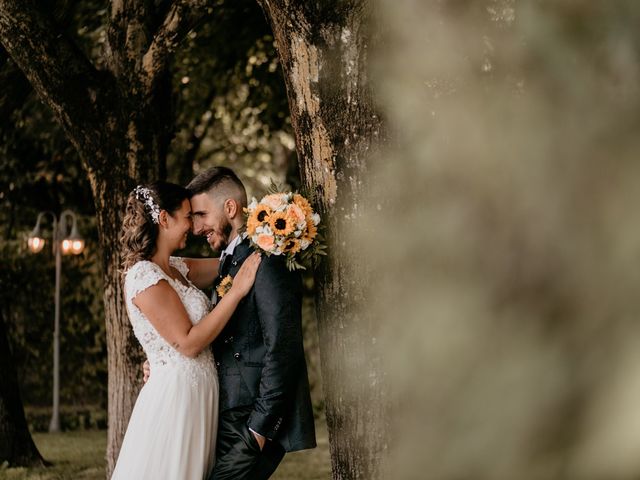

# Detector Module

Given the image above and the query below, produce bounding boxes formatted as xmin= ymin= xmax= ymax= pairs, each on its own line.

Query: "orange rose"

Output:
xmin=256 ymin=234 xmax=276 ymax=252
xmin=287 ymin=203 xmax=306 ymax=224
xmin=293 ymin=194 xmax=313 ymax=217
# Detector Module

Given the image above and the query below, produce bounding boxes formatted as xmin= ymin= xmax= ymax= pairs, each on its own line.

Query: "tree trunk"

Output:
xmin=258 ymin=2 xmax=388 ymax=478
xmin=88 ymin=155 xmax=154 ymax=474
xmin=0 ymin=311 xmax=47 ymax=468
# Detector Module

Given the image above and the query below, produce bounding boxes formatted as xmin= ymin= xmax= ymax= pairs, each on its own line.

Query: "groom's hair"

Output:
xmin=186 ymin=166 xmax=247 ymax=207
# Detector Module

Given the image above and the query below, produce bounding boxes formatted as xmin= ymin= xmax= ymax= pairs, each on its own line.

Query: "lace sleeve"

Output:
xmin=169 ymin=256 xmax=190 ymax=278
xmin=125 ymin=261 xmax=167 ymax=301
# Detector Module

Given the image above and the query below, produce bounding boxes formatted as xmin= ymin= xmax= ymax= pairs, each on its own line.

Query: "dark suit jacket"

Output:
xmin=211 ymin=238 xmax=316 ymax=452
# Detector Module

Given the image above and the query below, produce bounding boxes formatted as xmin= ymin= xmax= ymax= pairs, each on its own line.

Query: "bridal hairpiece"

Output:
xmin=134 ymin=185 xmax=161 ymax=224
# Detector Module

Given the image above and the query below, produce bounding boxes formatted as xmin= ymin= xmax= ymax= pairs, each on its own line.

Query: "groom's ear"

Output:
xmin=223 ymin=199 xmax=240 ymax=219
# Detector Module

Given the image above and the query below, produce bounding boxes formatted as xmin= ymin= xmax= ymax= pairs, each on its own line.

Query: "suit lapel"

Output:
xmin=226 ymin=238 xmax=253 ymax=275
xmin=219 ymin=237 xmax=252 ymax=277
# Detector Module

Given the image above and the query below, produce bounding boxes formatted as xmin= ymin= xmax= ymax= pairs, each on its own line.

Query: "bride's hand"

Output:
xmin=143 ymin=360 xmax=150 ymax=383
xmin=229 ymin=253 xmax=262 ymax=297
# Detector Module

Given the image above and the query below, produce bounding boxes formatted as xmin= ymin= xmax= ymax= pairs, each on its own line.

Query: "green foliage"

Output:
xmin=0 ymin=72 xmax=104 ymax=409
xmin=168 ymin=0 xmax=297 ymax=193
xmin=0 ymin=238 xmax=106 ymax=409
xmin=24 ymin=405 xmax=107 ymax=432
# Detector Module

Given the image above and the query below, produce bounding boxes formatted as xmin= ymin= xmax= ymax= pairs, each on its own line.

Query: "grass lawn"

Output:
xmin=0 ymin=430 xmax=107 ymax=480
xmin=0 ymin=423 xmax=330 ymax=480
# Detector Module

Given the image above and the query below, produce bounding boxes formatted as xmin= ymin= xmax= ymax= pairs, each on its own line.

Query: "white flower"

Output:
xmin=312 ymin=213 xmax=321 ymax=226
xmin=262 ymin=193 xmax=287 ymax=211
xmin=134 ymin=185 xmax=161 ymax=224
xmin=256 ymin=224 xmax=273 ymax=236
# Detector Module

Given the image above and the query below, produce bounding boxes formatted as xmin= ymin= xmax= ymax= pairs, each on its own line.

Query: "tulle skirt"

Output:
xmin=111 ymin=363 xmax=218 ymax=480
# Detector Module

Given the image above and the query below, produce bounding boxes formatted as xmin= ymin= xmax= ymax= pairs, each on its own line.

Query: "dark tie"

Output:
xmin=219 ymin=252 xmax=231 ymax=277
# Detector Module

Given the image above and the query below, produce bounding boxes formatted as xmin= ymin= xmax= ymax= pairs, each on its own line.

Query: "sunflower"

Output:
xmin=247 ymin=204 xmax=272 ymax=235
xmin=283 ymin=238 xmax=302 ymax=255
xmin=293 ymin=194 xmax=313 ymax=218
xmin=269 ymin=211 xmax=295 ymax=236
xmin=254 ymin=204 xmax=272 ymax=222
xmin=247 ymin=215 xmax=261 ymax=236
xmin=216 ymin=275 xmax=233 ymax=299
xmin=303 ymin=218 xmax=318 ymax=242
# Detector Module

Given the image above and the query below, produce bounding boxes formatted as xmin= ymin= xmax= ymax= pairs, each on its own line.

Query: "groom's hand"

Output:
xmin=143 ymin=360 xmax=150 ymax=383
xmin=251 ymin=430 xmax=266 ymax=451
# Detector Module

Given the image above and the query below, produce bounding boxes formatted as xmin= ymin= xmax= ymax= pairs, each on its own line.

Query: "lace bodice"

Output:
xmin=124 ymin=257 xmax=215 ymax=379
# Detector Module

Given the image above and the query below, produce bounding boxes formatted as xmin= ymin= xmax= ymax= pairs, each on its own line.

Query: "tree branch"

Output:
xmin=107 ymin=0 xmax=154 ymax=79
xmin=141 ymin=0 xmax=210 ymax=89
xmin=0 ymin=0 xmax=114 ymax=164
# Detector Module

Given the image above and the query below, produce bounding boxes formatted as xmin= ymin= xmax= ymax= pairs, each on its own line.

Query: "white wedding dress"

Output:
xmin=111 ymin=257 xmax=218 ymax=480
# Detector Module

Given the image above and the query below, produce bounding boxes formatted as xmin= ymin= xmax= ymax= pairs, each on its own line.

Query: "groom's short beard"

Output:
xmin=222 ymin=222 xmax=232 ymax=245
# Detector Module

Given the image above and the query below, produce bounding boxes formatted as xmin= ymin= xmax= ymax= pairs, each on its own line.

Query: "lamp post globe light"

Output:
xmin=27 ymin=209 xmax=85 ymax=433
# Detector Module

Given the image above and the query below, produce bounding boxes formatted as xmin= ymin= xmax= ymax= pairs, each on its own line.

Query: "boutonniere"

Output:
xmin=216 ymin=275 xmax=233 ymax=298
xmin=244 ymin=182 xmax=326 ymax=271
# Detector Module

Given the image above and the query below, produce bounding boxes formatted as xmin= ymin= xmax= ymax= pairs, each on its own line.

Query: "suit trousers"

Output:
xmin=210 ymin=405 xmax=286 ymax=480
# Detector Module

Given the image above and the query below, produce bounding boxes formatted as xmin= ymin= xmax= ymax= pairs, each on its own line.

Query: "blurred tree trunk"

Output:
xmin=258 ymin=2 xmax=388 ymax=479
xmin=0 ymin=311 xmax=46 ymax=468
xmin=0 ymin=0 xmax=208 ymax=474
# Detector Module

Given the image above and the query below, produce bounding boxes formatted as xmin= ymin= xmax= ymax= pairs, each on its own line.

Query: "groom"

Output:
xmin=187 ymin=167 xmax=316 ymax=480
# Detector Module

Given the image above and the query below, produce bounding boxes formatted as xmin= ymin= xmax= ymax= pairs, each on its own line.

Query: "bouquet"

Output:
xmin=245 ymin=187 xmax=326 ymax=271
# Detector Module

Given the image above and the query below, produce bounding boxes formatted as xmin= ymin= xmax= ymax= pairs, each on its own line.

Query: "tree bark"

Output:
xmin=0 ymin=0 xmax=208 ymax=475
xmin=257 ymin=2 xmax=388 ymax=478
xmin=0 ymin=311 xmax=47 ymax=468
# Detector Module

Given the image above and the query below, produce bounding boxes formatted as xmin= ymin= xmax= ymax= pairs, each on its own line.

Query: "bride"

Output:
xmin=112 ymin=181 xmax=261 ymax=479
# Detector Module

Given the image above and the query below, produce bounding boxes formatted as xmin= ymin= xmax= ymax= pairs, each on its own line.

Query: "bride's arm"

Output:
xmin=134 ymin=254 xmax=260 ymax=358
xmin=182 ymin=257 xmax=221 ymax=290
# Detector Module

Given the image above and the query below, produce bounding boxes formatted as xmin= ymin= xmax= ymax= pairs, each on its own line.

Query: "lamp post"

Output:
xmin=27 ymin=210 xmax=85 ymax=433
